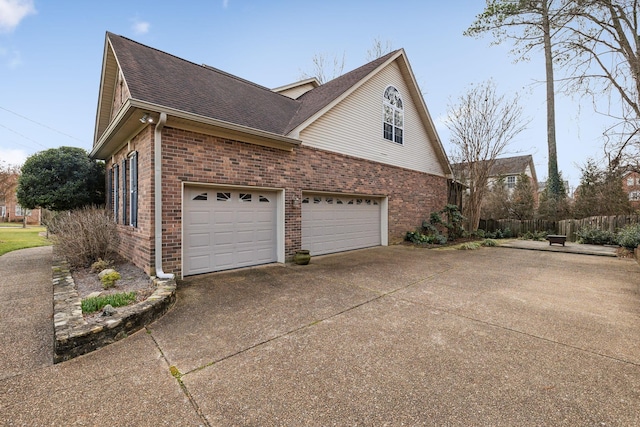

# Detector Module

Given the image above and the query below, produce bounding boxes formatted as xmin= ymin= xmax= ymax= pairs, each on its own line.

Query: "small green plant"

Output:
xmin=405 ymin=230 xmax=447 ymax=245
xmin=100 ymin=271 xmax=121 ymax=289
xmin=521 ymin=231 xmax=548 ymax=241
xmin=91 ymin=258 xmax=114 ymax=273
xmin=458 ymin=242 xmax=481 ymax=250
xmin=576 ymin=226 xmax=616 ymax=245
xmin=81 ymin=292 xmax=137 ymax=314
xmin=481 ymin=239 xmax=498 ymax=247
xmin=616 ymin=224 xmax=640 ymax=249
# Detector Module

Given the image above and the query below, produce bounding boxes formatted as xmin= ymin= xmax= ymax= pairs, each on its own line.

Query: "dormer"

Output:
xmin=272 ymin=77 xmax=321 ymax=99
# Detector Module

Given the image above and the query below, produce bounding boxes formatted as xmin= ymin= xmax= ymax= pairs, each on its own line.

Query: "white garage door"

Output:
xmin=302 ymin=194 xmax=382 ymax=256
xmin=183 ymin=187 xmax=277 ymax=275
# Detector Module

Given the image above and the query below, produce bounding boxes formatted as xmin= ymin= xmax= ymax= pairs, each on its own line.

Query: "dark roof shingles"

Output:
xmin=452 ymin=155 xmax=533 ymax=177
xmin=108 ymin=33 xmax=300 ymax=135
xmin=109 ymin=33 xmax=399 ymax=137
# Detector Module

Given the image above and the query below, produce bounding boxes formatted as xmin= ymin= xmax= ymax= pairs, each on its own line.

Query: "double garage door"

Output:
xmin=183 ymin=186 xmax=383 ymax=276
xmin=301 ymin=194 xmax=382 ymax=256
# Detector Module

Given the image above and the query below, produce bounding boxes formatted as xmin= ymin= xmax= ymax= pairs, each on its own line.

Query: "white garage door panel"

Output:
xmin=184 ymin=188 xmax=278 ymax=275
xmin=302 ymin=195 xmax=382 ymax=256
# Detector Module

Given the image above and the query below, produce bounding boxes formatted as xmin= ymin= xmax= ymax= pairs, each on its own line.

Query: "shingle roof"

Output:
xmin=107 ymin=33 xmax=300 ymax=135
xmin=284 ymin=50 xmax=399 ymax=133
xmin=106 ymin=33 xmax=398 ymax=137
xmin=452 ymin=155 xmax=534 ymax=177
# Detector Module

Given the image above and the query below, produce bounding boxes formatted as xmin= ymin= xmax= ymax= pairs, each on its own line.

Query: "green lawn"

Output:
xmin=0 ymin=226 xmax=51 ymax=256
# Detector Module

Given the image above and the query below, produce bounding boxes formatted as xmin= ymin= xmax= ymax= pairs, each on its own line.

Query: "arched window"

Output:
xmin=383 ymin=86 xmax=404 ymax=144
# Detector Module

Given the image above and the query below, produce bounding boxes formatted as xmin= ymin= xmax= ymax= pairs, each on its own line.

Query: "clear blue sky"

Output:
xmin=0 ymin=0 xmax=614 ymax=191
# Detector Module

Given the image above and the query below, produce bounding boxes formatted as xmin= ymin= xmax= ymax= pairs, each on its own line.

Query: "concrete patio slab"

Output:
xmin=499 ymin=239 xmax=619 ymax=256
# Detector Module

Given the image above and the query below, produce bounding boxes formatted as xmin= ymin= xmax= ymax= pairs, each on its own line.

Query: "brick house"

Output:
xmin=90 ymin=33 xmax=452 ymax=278
xmin=0 ymin=172 xmax=41 ymax=225
xmin=622 ymin=170 xmax=640 ymax=209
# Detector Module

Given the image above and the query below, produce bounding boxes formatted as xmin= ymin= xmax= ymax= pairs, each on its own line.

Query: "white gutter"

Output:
xmin=154 ymin=112 xmax=174 ymax=280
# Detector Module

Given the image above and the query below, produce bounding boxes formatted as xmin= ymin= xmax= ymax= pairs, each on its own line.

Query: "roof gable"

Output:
xmin=284 ymin=50 xmax=398 ymax=134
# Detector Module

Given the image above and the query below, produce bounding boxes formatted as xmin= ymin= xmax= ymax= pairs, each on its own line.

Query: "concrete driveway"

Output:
xmin=1 ymin=245 xmax=640 ymax=425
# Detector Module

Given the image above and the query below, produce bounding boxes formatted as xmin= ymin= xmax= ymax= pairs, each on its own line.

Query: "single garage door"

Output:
xmin=184 ymin=187 xmax=277 ymax=275
xmin=302 ymin=194 xmax=382 ymax=256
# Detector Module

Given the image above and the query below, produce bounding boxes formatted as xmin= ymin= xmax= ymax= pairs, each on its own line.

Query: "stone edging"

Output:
xmin=52 ymin=259 xmax=176 ymax=363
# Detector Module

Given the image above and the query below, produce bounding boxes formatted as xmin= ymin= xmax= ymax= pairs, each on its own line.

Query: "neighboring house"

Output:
xmin=452 ymin=154 xmax=539 ymax=198
xmin=0 ymin=173 xmax=41 ymax=225
xmin=622 ymin=170 xmax=640 ymax=209
xmin=91 ymin=32 xmax=452 ymax=278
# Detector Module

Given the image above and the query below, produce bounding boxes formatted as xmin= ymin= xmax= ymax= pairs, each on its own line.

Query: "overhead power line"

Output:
xmin=0 ymin=105 xmax=87 ymax=144
xmin=0 ymin=123 xmax=49 ymax=149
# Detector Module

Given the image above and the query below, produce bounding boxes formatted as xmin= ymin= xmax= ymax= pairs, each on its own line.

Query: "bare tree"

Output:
xmin=0 ymin=161 xmax=20 ymax=223
xmin=447 ymin=80 xmax=529 ymax=231
xmin=299 ymin=52 xmax=346 ymax=84
xmin=366 ymin=37 xmax=394 ymax=61
xmin=560 ymin=1 xmax=640 ymax=168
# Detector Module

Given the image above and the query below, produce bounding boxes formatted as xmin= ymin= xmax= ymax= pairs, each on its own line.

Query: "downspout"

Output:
xmin=154 ymin=112 xmax=174 ymax=279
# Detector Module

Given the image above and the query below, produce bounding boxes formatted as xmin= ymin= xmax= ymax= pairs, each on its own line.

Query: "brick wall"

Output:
xmin=622 ymin=171 xmax=640 ymax=209
xmin=107 ymin=125 xmax=448 ymax=276
xmin=157 ymin=127 xmax=447 ymax=276
xmin=105 ymin=128 xmax=154 ymax=276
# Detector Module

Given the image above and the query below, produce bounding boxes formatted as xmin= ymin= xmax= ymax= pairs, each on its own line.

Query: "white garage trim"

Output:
xmin=182 ymin=183 xmax=285 ymax=277
xmin=302 ymin=192 xmax=388 ymax=256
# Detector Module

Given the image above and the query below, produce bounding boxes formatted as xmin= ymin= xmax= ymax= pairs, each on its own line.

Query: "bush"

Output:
xmin=459 ymin=242 xmax=481 ymax=250
xmin=405 ymin=230 xmax=447 ymax=245
xmin=521 ymin=231 xmax=548 ymax=241
xmin=616 ymin=224 xmax=640 ymax=249
xmin=91 ymin=258 xmax=114 ymax=273
xmin=100 ymin=270 xmax=121 ymax=289
xmin=52 ymin=206 xmax=120 ymax=268
xmin=576 ymin=226 xmax=616 ymax=245
xmin=481 ymin=239 xmax=498 ymax=247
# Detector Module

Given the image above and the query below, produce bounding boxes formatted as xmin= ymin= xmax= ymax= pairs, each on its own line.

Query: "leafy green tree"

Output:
xmin=17 ymin=147 xmax=105 ymax=211
xmin=573 ymin=159 xmax=630 ymax=218
xmin=537 ymin=172 xmax=572 ymax=220
xmin=511 ymin=173 xmax=536 ymax=220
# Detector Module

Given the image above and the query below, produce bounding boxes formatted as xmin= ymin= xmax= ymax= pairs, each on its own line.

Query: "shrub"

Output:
xmin=459 ymin=242 xmax=481 ymax=250
xmin=616 ymin=224 xmax=640 ymax=249
xmin=100 ymin=271 xmax=121 ymax=289
xmin=474 ymin=229 xmax=486 ymax=239
xmin=481 ymin=239 xmax=498 ymax=247
xmin=521 ymin=231 xmax=548 ymax=241
xmin=576 ymin=225 xmax=616 ymax=245
xmin=91 ymin=258 xmax=114 ymax=273
xmin=51 ymin=206 xmax=120 ymax=268
xmin=405 ymin=230 xmax=447 ymax=245
xmin=81 ymin=292 xmax=136 ymax=314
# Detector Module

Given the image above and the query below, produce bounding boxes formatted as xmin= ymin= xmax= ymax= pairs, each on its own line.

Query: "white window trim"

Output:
xmin=382 ymin=85 xmax=404 ymax=145
xmin=128 ymin=151 xmax=138 ymax=227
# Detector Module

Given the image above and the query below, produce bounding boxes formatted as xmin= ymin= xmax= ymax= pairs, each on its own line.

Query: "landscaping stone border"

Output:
xmin=52 ymin=258 xmax=176 ymax=363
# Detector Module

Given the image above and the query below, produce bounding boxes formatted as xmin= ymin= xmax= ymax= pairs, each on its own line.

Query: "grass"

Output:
xmin=81 ymin=292 xmax=137 ymax=314
xmin=0 ymin=226 xmax=50 ymax=256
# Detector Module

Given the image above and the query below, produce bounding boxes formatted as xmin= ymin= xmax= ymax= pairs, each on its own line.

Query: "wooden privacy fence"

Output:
xmin=479 ymin=219 xmax=556 ymax=236
xmin=479 ymin=215 xmax=640 ymax=242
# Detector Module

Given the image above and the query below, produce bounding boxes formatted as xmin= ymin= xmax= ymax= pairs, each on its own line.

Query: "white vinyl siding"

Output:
xmin=299 ymin=62 xmax=444 ymax=176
